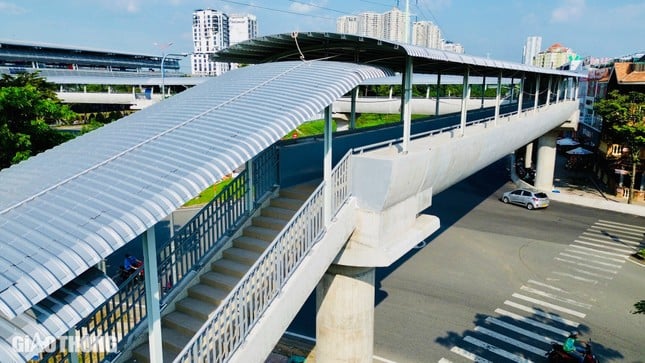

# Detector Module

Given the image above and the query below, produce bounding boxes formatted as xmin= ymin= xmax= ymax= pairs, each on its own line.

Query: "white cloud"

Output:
xmin=289 ymin=1 xmax=327 ymax=14
xmin=551 ymin=0 xmax=586 ymax=23
xmin=0 ymin=1 xmax=27 ymax=15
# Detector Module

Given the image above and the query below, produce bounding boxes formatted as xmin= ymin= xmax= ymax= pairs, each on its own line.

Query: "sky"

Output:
xmin=1 ymin=0 xmax=643 ymax=70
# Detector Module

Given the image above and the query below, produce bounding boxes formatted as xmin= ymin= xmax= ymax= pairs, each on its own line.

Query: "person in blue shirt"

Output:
xmin=562 ymin=332 xmax=587 ymax=363
xmin=124 ymin=254 xmax=142 ymax=274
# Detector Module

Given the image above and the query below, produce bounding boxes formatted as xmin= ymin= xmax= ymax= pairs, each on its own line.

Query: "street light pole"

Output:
xmin=161 ymin=52 xmax=189 ymax=99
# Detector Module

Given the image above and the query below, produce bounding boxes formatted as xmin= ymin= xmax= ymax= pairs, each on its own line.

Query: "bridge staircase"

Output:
xmin=131 ymin=182 xmax=318 ymax=363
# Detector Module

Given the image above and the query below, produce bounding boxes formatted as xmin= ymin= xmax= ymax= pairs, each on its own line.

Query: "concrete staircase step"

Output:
xmin=233 ymin=235 xmax=271 ymax=253
xmin=200 ymin=270 xmax=240 ymax=290
xmin=132 ymin=342 xmax=177 ymax=363
xmin=270 ymin=197 xmax=303 ymax=211
xmin=162 ymin=311 xmax=204 ymax=337
xmin=188 ymin=283 xmax=230 ymax=305
xmin=252 ymin=215 xmax=288 ymax=230
xmin=244 ymin=225 xmax=280 ymax=242
xmin=261 ymin=206 xmax=297 ymax=221
xmin=224 ymin=247 xmax=262 ymax=265
xmin=211 ymin=259 xmax=251 ymax=278
xmin=175 ymin=296 xmax=219 ymax=320
xmin=279 ymin=187 xmax=314 ymax=201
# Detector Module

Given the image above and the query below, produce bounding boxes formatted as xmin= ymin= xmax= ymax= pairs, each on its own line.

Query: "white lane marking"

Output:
xmin=573 ymin=240 xmax=636 ymax=254
xmin=551 ymin=271 xmax=598 ymax=284
xmin=589 ymin=225 xmax=645 ymax=238
xmin=374 ymin=355 xmax=398 ymax=363
xmin=463 ymin=336 xmax=535 ymax=363
xmin=512 ymin=293 xmax=587 ymax=318
xmin=495 ymin=308 xmax=570 ymax=336
xmin=527 ymin=280 xmax=567 ymax=293
xmin=449 ymin=346 xmax=492 ymax=362
xmin=503 ymin=300 xmax=580 ymax=327
xmin=568 ymin=267 xmax=614 ymax=280
xmin=475 ymin=325 xmax=548 ymax=356
xmin=569 ymin=244 xmax=627 ymax=258
xmin=578 ymin=234 xmax=641 ymax=248
xmin=597 ymin=219 xmax=645 ymax=232
xmin=485 ymin=316 xmax=559 ymax=344
xmin=564 ymin=248 xmax=626 ymax=263
xmin=520 ymin=286 xmax=592 ymax=309
xmin=559 ymin=252 xmax=623 ymax=268
xmin=438 ymin=358 xmax=453 ymax=363
xmin=582 ymin=231 xmax=642 ymax=245
xmin=555 ymin=257 xmax=619 ymax=274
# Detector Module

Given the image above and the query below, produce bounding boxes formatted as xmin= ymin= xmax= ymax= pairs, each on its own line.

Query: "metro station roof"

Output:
xmin=214 ymin=32 xmax=582 ymax=79
xmin=0 ymin=60 xmax=391 ymax=319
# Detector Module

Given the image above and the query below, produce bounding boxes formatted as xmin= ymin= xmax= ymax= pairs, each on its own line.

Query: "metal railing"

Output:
xmin=37 ymin=145 xmax=279 ymax=363
xmin=173 ymin=150 xmax=354 ymax=363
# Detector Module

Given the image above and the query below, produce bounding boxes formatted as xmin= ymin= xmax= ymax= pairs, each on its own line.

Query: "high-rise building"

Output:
xmin=229 ymin=14 xmax=257 ymax=46
xmin=533 ymin=43 xmax=577 ymax=69
xmin=358 ymin=12 xmax=383 ymax=39
xmin=336 ymin=15 xmax=358 ymax=34
xmin=523 ymin=36 xmax=542 ymax=65
xmin=228 ymin=14 xmax=257 ymax=70
xmin=412 ymin=21 xmax=442 ymax=49
xmin=383 ymin=7 xmax=406 ymax=43
xmin=191 ymin=9 xmax=230 ymax=76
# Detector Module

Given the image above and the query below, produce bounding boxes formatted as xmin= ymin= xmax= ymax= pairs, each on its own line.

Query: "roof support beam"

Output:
xmin=546 ymin=76 xmax=552 ymax=106
xmin=143 ymin=227 xmax=163 ymax=363
xmin=494 ymin=71 xmax=502 ymax=126
xmin=459 ymin=68 xmax=470 ymax=136
xmin=400 ymin=56 xmax=413 ymax=153
xmin=350 ymin=86 xmax=358 ymax=130
xmin=534 ymin=75 xmax=541 ymax=111
xmin=324 ymin=105 xmax=333 ymax=226
xmin=435 ymin=73 xmax=441 ymax=117
xmin=517 ymin=74 xmax=525 ymax=114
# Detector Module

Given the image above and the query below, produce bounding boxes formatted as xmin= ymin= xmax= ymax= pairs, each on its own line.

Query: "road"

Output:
xmin=285 ymin=157 xmax=644 ymax=362
xmin=371 ymin=157 xmax=645 ymax=362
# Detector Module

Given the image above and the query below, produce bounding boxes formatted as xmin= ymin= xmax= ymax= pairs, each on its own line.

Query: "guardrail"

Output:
xmin=173 ymin=150 xmax=354 ymax=363
xmin=37 ymin=145 xmax=279 ymax=363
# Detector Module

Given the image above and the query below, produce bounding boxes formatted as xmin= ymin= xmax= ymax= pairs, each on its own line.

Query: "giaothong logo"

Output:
xmin=12 ymin=333 xmax=118 ymax=354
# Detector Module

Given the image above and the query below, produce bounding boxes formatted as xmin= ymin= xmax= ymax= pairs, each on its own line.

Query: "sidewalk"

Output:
xmin=514 ymin=154 xmax=645 ymax=217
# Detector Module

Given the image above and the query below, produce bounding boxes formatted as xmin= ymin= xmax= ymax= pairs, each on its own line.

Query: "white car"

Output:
xmin=502 ymin=188 xmax=549 ymax=210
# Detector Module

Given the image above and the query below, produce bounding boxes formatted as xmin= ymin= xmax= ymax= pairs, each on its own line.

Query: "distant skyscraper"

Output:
xmin=358 ymin=11 xmax=383 ymax=39
xmin=383 ymin=7 xmax=406 ymax=42
xmin=412 ymin=21 xmax=442 ymax=49
xmin=228 ymin=14 xmax=257 ymax=70
xmin=229 ymin=14 xmax=257 ymax=46
xmin=523 ymin=36 xmax=542 ymax=65
xmin=336 ymin=15 xmax=358 ymax=34
xmin=191 ymin=9 xmax=230 ymax=76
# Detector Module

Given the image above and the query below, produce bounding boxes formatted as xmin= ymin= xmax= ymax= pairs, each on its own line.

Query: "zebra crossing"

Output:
xmin=440 ymin=219 xmax=645 ymax=362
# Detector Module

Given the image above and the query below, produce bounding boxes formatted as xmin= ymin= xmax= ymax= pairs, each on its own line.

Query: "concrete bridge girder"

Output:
xmin=336 ymin=101 xmax=579 ymax=268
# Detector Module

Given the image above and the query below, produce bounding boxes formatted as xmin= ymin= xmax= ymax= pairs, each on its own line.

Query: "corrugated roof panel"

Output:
xmin=0 ymin=60 xmax=392 ymax=318
xmin=0 ymin=268 xmax=118 ymax=361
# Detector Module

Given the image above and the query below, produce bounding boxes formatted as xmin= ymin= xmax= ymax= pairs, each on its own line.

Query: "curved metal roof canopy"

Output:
xmin=0 ymin=60 xmax=392 ymax=319
xmin=214 ymin=32 xmax=581 ymax=78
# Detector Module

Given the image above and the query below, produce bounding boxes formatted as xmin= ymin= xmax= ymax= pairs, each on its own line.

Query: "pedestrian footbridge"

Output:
xmin=0 ymin=33 xmax=580 ymax=363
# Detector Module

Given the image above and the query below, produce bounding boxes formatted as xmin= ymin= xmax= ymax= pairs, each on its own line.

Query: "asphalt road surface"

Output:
xmin=287 ymin=157 xmax=644 ymax=363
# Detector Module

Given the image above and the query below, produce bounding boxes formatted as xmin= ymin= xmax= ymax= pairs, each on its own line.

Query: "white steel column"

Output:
xmin=401 ymin=56 xmax=413 ymax=152
xmin=533 ymin=75 xmax=540 ymax=110
xmin=316 ymin=265 xmax=375 ymax=363
xmin=480 ymin=76 xmax=486 ymax=108
xmin=435 ymin=73 xmax=441 ymax=116
xmin=350 ymin=86 xmax=358 ymax=130
xmin=534 ymin=131 xmax=558 ymax=191
xmin=143 ymin=227 xmax=163 ymax=363
xmin=546 ymin=76 xmax=552 ymax=106
xmin=494 ymin=72 xmax=502 ymax=126
xmin=459 ymin=68 xmax=470 ymax=136
xmin=323 ymin=105 xmax=333 ymax=225
xmin=556 ymin=77 xmax=561 ymax=103
xmin=517 ymin=75 xmax=524 ymax=114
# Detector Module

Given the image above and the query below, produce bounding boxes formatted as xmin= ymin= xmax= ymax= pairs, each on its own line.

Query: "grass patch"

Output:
xmin=183 ymin=178 xmax=234 ymax=206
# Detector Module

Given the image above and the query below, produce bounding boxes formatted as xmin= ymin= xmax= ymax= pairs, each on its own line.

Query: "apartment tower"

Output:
xmin=191 ymin=9 xmax=230 ymax=76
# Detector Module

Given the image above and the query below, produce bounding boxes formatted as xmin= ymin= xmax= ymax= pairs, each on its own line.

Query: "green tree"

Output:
xmin=594 ymin=90 xmax=645 ymax=204
xmin=0 ymin=73 xmax=76 ymax=168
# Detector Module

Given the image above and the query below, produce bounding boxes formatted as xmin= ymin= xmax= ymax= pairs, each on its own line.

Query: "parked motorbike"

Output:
xmin=546 ymin=339 xmax=599 ymax=363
